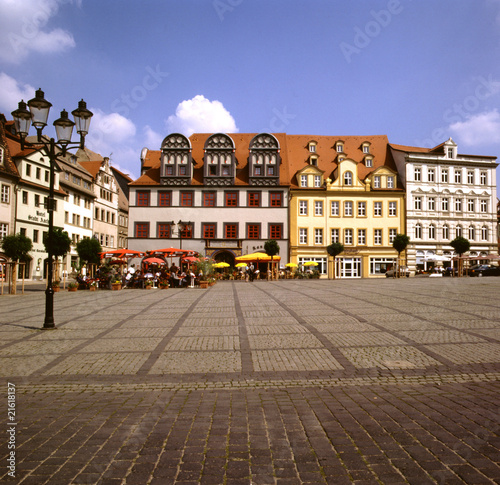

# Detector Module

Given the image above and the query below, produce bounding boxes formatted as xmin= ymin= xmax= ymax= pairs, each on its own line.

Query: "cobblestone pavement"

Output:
xmin=0 ymin=278 xmax=499 ymax=484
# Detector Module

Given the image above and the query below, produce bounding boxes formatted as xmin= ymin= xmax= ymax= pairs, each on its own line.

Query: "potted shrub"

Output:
xmin=145 ymin=280 xmax=153 ymax=289
xmin=89 ymin=281 xmax=97 ymax=291
xmin=111 ymin=277 xmax=122 ymax=291
xmin=52 ymin=280 xmax=61 ymax=292
xmin=68 ymin=282 xmax=78 ymax=292
xmin=159 ymin=279 xmax=169 ymax=289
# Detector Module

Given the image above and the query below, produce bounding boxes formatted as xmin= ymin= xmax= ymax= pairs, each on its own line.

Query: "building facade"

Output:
xmin=289 ymin=135 xmax=405 ymax=278
xmin=391 ymin=138 xmax=498 ymax=272
xmin=129 ymin=133 xmax=289 ymax=264
xmin=111 ymin=166 xmax=132 ymax=250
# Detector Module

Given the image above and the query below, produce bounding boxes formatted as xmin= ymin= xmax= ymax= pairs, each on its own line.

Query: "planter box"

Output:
xmin=199 ymin=281 xmax=209 ymax=289
xmin=112 ymin=284 xmax=122 ymax=291
xmin=68 ymin=287 xmax=78 ymax=292
xmin=89 ymin=286 xmax=96 ymax=291
xmin=53 ymin=287 xmax=60 ymax=293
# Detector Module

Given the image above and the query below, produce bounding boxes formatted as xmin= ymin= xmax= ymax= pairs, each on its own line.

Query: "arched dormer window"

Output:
xmin=335 ymin=140 xmax=345 ymax=153
xmin=249 ymin=133 xmax=280 ymax=186
xmin=204 ymin=133 xmax=236 ymax=186
xmin=160 ymin=133 xmax=193 ymax=185
xmin=343 ymin=171 xmax=353 ymax=186
xmin=308 ymin=141 xmax=317 ymax=153
xmin=361 ymin=141 xmax=371 ymax=154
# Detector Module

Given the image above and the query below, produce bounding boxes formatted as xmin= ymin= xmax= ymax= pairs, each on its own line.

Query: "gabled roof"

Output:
xmin=79 ymin=160 xmax=106 ymax=178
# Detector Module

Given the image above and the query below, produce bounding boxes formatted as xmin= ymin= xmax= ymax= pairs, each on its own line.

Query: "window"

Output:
xmin=441 ymin=169 xmax=448 ymax=183
xmin=358 ymin=229 xmax=366 ymax=245
xmin=344 ymin=171 xmax=353 ymax=186
xmin=270 ymin=192 xmax=283 ymax=207
xmin=467 ymin=171 xmax=474 ymax=184
xmin=447 ymin=147 xmax=454 ymax=158
xmin=309 ymin=144 xmax=316 ymax=153
xmin=203 ymin=223 xmax=216 ymax=239
xmin=480 ymin=172 xmax=487 ymax=185
xmin=299 ymin=228 xmax=307 ymax=244
xmin=480 ymin=200 xmax=488 ymax=213
xmin=374 ymin=202 xmax=382 ymax=216
xmin=365 ymin=158 xmax=372 ymax=167
xmin=20 ymin=228 xmax=26 ymax=237
xmin=331 ymin=201 xmax=339 ymax=216
xmin=181 ymin=191 xmax=194 ymax=207
xmin=389 ymin=229 xmax=397 ymax=243
xmin=315 ymin=228 xmax=323 ymax=244
xmin=454 ymin=170 xmax=462 ymax=183
xmin=414 ymin=167 xmax=421 ymax=181
xmin=26 ymin=164 xmax=31 ymax=176
xmin=389 ymin=201 xmax=397 ymax=216
xmin=267 ymin=166 xmax=275 ymax=176
xmin=443 ymin=225 xmax=449 ymax=240
xmin=33 ymin=229 xmax=38 ymax=243
xmin=387 ymin=176 xmax=394 ymax=188
xmin=247 ymin=224 xmax=260 ymax=239
xmin=469 ymin=226 xmax=475 ymax=240
xmin=299 ymin=200 xmax=308 ymax=215
xmin=374 ymin=229 xmax=382 ymax=245
xmin=336 ymin=143 xmax=344 ymax=152
xmin=344 ymin=201 xmax=353 ymax=216
xmin=428 ymin=168 xmax=435 ymax=182
xmin=442 ymin=198 xmax=449 ymax=211
xmin=135 ymin=223 xmax=149 ymax=238
xmin=415 ymin=224 xmax=422 ymax=239
xmin=428 ymin=198 xmax=435 ymax=211
xmin=314 ymin=201 xmax=323 ymax=216
xmin=0 ymin=147 xmax=3 ymax=165
xmin=137 ymin=191 xmax=150 ymax=207
xmin=314 ymin=175 xmax=321 ymax=187
xmin=21 ymin=191 xmax=28 ymax=204
xmin=225 ymin=192 xmax=237 ymax=207
xmin=344 ymin=229 xmax=353 ymax=245
xmin=35 ymin=194 xmax=40 ymax=207
xmin=224 ymin=223 xmax=238 ymax=239
xmin=158 ymin=191 xmax=172 ymax=207
xmin=269 ymin=224 xmax=282 ymax=239
xmin=363 ymin=145 xmax=370 ymax=154
xmin=300 ymin=175 xmax=307 ymax=187
xmin=455 ymin=198 xmax=462 ymax=212
xmin=429 ymin=225 xmax=436 ymax=239
xmin=248 ymin=192 xmax=260 ymax=207
xmin=481 ymin=226 xmax=488 ymax=240
xmin=467 ymin=199 xmax=475 ymax=212
xmin=414 ymin=196 xmax=421 ymax=210
xmin=357 ymin=201 xmax=366 ymax=217
xmin=331 ymin=228 xmax=339 ymax=243
xmin=0 ymin=223 xmax=8 ymax=239
xmin=158 ymin=223 xmax=171 ymax=238
xmin=203 ymin=192 xmax=217 ymax=207
xmin=373 ymin=176 xmax=381 ymax=188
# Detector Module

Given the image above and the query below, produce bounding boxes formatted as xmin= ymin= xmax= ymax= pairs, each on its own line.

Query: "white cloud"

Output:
xmin=166 ymin=95 xmax=238 ymax=136
xmin=0 ymin=0 xmax=76 ymax=63
xmin=0 ymin=72 xmax=35 ymax=112
xmin=143 ymin=125 xmax=163 ymax=149
xmin=449 ymin=110 xmax=500 ymax=146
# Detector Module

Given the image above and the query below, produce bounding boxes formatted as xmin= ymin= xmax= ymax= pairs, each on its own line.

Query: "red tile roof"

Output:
xmin=79 ymin=160 xmax=106 ymax=178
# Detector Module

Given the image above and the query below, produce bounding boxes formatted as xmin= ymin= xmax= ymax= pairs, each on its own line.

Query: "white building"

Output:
xmin=391 ymin=138 xmax=498 ymax=272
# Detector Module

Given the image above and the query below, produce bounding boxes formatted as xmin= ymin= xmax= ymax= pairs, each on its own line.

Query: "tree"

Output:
xmin=1 ymin=233 xmax=33 ymax=295
xmin=327 ymin=242 xmax=344 ymax=279
xmin=43 ymin=227 xmax=71 ymax=280
xmin=76 ymin=237 xmax=102 ymax=266
xmin=264 ymin=239 xmax=280 ymax=280
xmin=450 ymin=236 xmax=470 ymax=277
xmin=392 ymin=234 xmax=410 ymax=278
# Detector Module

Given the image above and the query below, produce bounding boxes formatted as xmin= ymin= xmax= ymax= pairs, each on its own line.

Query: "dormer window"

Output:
xmin=249 ymin=133 xmax=280 ymax=186
xmin=361 ymin=141 xmax=371 ymax=154
xmin=336 ymin=143 xmax=344 ymax=152
xmin=203 ymin=133 xmax=236 ymax=186
xmin=160 ymin=133 xmax=193 ymax=185
xmin=365 ymin=156 xmax=373 ymax=167
xmin=444 ymin=137 xmax=457 ymax=159
xmin=344 ymin=171 xmax=352 ymax=186
xmin=447 ymin=148 xmax=453 ymax=158
xmin=0 ymin=147 xmax=4 ymax=165
xmin=310 ymin=155 xmax=318 ymax=166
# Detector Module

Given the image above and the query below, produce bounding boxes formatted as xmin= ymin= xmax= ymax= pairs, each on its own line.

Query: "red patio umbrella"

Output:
xmin=143 ymin=257 xmax=166 ymax=265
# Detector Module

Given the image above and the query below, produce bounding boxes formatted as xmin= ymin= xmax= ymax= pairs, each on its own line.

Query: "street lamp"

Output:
xmin=11 ymin=89 xmax=93 ymax=329
xmin=170 ymin=220 xmax=192 ymax=250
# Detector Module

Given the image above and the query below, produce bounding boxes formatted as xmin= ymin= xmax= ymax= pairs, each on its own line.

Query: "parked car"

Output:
xmin=469 ymin=264 xmax=500 ymax=277
xmin=385 ymin=266 xmax=410 ymax=278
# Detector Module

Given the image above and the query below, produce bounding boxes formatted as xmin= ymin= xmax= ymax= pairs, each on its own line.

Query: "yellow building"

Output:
xmin=289 ymin=135 xmax=406 ymax=278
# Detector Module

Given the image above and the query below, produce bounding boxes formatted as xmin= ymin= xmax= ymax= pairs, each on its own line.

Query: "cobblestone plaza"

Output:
xmin=1 ymin=278 xmax=499 ymax=484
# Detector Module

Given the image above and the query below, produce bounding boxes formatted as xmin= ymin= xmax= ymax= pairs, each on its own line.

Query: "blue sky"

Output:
xmin=1 ymin=0 xmax=500 ymax=182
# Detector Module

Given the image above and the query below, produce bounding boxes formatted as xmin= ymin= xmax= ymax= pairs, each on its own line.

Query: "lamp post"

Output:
xmin=170 ymin=220 xmax=192 ymax=250
xmin=11 ymin=89 xmax=93 ymax=329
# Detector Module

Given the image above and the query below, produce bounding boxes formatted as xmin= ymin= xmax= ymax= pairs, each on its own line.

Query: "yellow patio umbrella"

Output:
xmin=303 ymin=261 xmax=318 ymax=266
xmin=235 ymin=252 xmax=281 ymax=262
xmin=285 ymin=263 xmax=297 ymax=267
xmin=235 ymin=262 xmax=247 ymax=268
xmin=213 ymin=262 xmax=230 ymax=268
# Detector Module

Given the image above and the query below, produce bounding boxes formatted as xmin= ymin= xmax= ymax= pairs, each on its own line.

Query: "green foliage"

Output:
xmin=326 ymin=242 xmax=344 ymax=258
xmin=43 ymin=227 xmax=71 ymax=258
xmin=1 ymin=233 xmax=33 ymax=261
xmin=264 ymin=239 xmax=280 ymax=258
xmin=392 ymin=234 xmax=410 ymax=255
xmin=76 ymin=237 xmax=102 ymax=265
xmin=450 ymin=236 xmax=470 ymax=256
xmin=196 ymin=258 xmax=213 ymax=278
